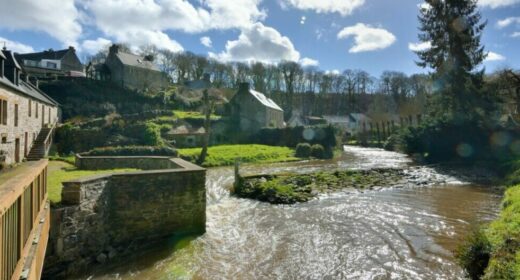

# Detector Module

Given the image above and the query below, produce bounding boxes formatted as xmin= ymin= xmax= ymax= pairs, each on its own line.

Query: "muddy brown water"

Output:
xmin=89 ymin=146 xmax=502 ymax=280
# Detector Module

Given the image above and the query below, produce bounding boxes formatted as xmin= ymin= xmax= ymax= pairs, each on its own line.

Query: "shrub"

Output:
xmin=82 ymin=146 xmax=178 ymax=157
xmin=249 ymin=125 xmax=337 ymax=149
xmin=311 ymin=144 xmax=325 ymax=159
xmin=456 ymin=229 xmax=492 ymax=280
xmin=295 ymin=143 xmax=311 ymax=158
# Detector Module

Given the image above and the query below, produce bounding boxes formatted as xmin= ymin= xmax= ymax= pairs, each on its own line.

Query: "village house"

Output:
xmin=165 ymin=121 xmax=206 ymax=148
xmin=229 ymin=82 xmax=284 ymax=132
xmin=15 ymin=46 xmax=84 ymax=79
xmin=103 ymin=44 xmax=170 ymax=90
xmin=0 ymin=48 xmax=59 ymax=166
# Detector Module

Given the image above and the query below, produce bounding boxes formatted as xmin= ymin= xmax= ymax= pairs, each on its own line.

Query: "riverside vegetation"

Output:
xmin=234 ymin=169 xmax=407 ymax=204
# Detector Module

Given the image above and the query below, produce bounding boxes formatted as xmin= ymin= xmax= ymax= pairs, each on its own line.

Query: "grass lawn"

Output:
xmin=178 ymin=144 xmax=298 ymax=167
xmin=173 ymin=110 xmax=221 ymax=120
xmin=47 ymin=161 xmax=137 ymax=205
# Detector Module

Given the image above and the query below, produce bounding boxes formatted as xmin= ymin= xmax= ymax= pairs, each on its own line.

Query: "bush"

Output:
xmin=295 ymin=143 xmax=311 ymax=158
xmin=456 ymin=229 xmax=492 ymax=280
xmin=82 ymin=146 xmax=178 ymax=157
xmin=249 ymin=125 xmax=337 ymax=149
xmin=311 ymin=144 xmax=325 ymax=159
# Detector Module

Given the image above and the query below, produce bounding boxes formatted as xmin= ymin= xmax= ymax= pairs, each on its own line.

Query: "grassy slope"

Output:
xmin=47 ymin=161 xmax=137 ymax=204
xmin=178 ymin=144 xmax=298 ymax=167
xmin=484 ymin=185 xmax=520 ymax=279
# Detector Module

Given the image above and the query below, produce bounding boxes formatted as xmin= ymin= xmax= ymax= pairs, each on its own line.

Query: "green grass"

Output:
xmin=483 ymin=185 xmax=520 ymax=279
xmin=178 ymin=144 xmax=298 ymax=167
xmin=173 ymin=110 xmax=220 ymax=120
xmin=48 ymin=161 xmax=138 ymax=204
xmin=49 ymin=155 xmax=76 ymax=165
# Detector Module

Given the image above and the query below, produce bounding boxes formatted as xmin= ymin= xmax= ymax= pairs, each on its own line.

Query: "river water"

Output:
xmin=91 ymin=146 xmax=502 ymax=280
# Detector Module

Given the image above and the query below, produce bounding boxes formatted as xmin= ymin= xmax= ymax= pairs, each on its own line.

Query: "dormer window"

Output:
xmin=46 ymin=62 xmax=57 ymax=69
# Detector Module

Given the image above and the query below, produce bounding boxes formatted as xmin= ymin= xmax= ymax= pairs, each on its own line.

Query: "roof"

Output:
xmin=323 ymin=115 xmax=350 ymax=123
xmin=349 ymin=113 xmax=371 ymax=122
xmin=0 ymin=76 xmax=58 ymax=106
xmin=2 ymin=49 xmax=21 ymax=70
xmin=168 ymin=124 xmax=206 ymax=135
xmin=115 ymin=52 xmax=161 ymax=71
xmin=0 ymin=50 xmax=5 ymax=60
xmin=249 ymin=89 xmax=283 ymax=111
xmin=15 ymin=48 xmax=72 ymax=61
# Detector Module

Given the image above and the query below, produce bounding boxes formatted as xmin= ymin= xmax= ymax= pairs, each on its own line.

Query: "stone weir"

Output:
xmin=43 ymin=156 xmax=206 ymax=279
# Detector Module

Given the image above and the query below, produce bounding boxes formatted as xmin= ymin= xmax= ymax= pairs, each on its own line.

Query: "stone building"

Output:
xmin=0 ymin=48 xmax=59 ymax=165
xmin=229 ymin=82 xmax=284 ymax=132
xmin=15 ymin=46 xmax=84 ymax=79
xmin=104 ymin=44 xmax=170 ymax=90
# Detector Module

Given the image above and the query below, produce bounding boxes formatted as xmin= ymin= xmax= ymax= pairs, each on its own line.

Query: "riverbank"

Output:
xmin=234 ymin=168 xmax=409 ymax=204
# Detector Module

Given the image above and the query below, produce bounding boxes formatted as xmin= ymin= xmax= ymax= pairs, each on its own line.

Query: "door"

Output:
xmin=24 ymin=132 xmax=28 ymax=157
xmin=15 ymin=138 xmax=20 ymax=163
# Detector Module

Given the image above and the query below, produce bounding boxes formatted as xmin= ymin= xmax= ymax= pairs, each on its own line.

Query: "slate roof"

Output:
xmin=0 ymin=76 xmax=58 ymax=106
xmin=3 ymin=49 xmax=21 ymax=70
xmin=168 ymin=124 xmax=206 ymax=135
xmin=16 ymin=48 xmax=71 ymax=61
xmin=249 ymin=89 xmax=283 ymax=111
xmin=115 ymin=52 xmax=161 ymax=71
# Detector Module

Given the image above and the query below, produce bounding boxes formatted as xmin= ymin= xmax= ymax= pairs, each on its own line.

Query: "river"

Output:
xmin=90 ymin=146 xmax=502 ymax=280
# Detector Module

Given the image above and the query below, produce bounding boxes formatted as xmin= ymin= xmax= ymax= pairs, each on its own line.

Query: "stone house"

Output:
xmin=104 ymin=44 xmax=170 ymax=90
xmin=15 ymin=46 xmax=84 ymax=79
xmin=165 ymin=122 xmax=206 ymax=148
xmin=229 ymin=82 xmax=284 ymax=132
xmin=0 ymin=48 xmax=59 ymax=165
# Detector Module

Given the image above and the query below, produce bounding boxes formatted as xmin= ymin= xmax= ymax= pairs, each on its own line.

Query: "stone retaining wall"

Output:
xmin=75 ymin=154 xmax=181 ymax=170
xmin=44 ymin=158 xmax=206 ymax=279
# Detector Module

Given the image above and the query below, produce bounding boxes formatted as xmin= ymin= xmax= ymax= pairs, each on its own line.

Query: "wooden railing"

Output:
xmin=0 ymin=160 xmax=49 ymax=280
xmin=43 ymin=121 xmax=57 ymax=158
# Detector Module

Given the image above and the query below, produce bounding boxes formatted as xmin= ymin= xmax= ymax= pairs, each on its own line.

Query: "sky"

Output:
xmin=0 ymin=0 xmax=519 ymax=76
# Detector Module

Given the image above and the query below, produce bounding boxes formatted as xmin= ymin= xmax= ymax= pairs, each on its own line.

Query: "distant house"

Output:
xmin=347 ymin=113 xmax=372 ymax=134
xmin=323 ymin=115 xmax=350 ymax=130
xmin=165 ymin=122 xmax=206 ymax=148
xmin=104 ymin=44 xmax=170 ymax=90
xmin=15 ymin=46 xmax=84 ymax=79
xmin=288 ymin=111 xmax=327 ymax=127
xmin=229 ymin=82 xmax=284 ymax=132
xmin=1 ymin=48 xmax=59 ymax=165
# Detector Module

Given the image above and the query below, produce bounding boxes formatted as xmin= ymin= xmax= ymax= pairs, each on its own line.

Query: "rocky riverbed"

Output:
xmin=234 ymin=167 xmax=452 ymax=204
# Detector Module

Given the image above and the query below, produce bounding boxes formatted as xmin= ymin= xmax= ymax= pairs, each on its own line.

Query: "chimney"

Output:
xmin=143 ymin=54 xmax=154 ymax=62
xmin=239 ymin=82 xmax=250 ymax=93
xmin=109 ymin=44 xmax=120 ymax=55
xmin=1 ymin=49 xmax=21 ymax=86
xmin=68 ymin=46 xmax=76 ymax=52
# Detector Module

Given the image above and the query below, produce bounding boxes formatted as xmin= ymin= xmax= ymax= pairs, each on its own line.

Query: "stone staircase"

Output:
xmin=27 ymin=126 xmax=53 ymax=161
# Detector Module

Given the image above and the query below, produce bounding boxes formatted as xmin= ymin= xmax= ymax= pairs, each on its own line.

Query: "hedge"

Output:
xmin=82 ymin=146 xmax=178 ymax=157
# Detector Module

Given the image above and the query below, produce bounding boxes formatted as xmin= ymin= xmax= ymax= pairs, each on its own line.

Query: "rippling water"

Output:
xmin=90 ymin=146 xmax=502 ymax=280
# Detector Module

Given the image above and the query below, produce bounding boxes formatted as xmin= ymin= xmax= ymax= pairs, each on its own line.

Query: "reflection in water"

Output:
xmin=91 ymin=146 xmax=501 ymax=280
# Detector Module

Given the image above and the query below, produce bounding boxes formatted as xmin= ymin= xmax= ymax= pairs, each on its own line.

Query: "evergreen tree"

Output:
xmin=415 ymin=0 xmax=487 ymax=115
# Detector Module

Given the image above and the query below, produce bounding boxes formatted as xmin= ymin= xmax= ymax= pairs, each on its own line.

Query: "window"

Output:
xmin=14 ymin=104 xmax=18 ymax=127
xmin=28 ymin=99 xmax=32 ymax=117
xmin=46 ymin=62 xmax=57 ymax=69
xmin=35 ymin=103 xmax=38 ymax=118
xmin=0 ymin=99 xmax=7 ymax=125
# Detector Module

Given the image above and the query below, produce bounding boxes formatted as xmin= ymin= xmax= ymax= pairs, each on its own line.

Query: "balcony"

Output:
xmin=0 ymin=160 xmax=49 ymax=280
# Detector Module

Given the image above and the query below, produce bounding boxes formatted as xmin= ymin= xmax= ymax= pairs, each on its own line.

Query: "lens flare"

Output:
xmin=456 ymin=143 xmax=473 ymax=158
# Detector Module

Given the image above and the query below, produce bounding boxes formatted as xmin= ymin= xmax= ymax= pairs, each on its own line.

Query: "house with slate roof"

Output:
xmin=105 ymin=44 xmax=170 ymax=90
xmin=15 ymin=46 xmax=84 ymax=79
xmin=0 ymin=48 xmax=59 ymax=165
xmin=229 ymin=82 xmax=284 ymax=132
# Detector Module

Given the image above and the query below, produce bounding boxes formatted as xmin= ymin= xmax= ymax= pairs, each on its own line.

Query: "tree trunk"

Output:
xmin=197 ymin=89 xmax=212 ymax=165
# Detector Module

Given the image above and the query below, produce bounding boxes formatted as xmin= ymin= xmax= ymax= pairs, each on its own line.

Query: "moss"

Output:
xmin=234 ymin=169 xmax=405 ymax=204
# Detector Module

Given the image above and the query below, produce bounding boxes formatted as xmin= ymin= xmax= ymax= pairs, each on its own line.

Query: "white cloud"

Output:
xmin=209 ymin=22 xmax=300 ymax=64
xmin=325 ymin=69 xmax=340 ymax=75
xmin=479 ymin=0 xmax=520 ymax=8
xmin=337 ymin=23 xmax=396 ymax=53
xmin=299 ymin=57 xmax=319 ymax=67
xmin=0 ymin=0 xmax=82 ymax=46
xmin=200 ymin=36 xmax=212 ymax=48
xmin=300 ymin=16 xmax=306 ymax=25
xmin=485 ymin=51 xmax=506 ymax=61
xmin=85 ymin=0 xmax=266 ymax=52
xmin=512 ymin=32 xmax=520 ymax=37
xmin=497 ymin=17 xmax=520 ymax=28
xmin=80 ymin=37 xmax=112 ymax=55
xmin=0 ymin=37 xmax=34 ymax=53
xmin=408 ymin=41 xmax=431 ymax=52
xmin=281 ymin=0 xmax=365 ymax=16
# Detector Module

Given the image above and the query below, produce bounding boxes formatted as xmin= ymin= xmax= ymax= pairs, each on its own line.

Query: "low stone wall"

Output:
xmin=44 ymin=158 xmax=206 ymax=279
xmin=75 ymin=154 xmax=181 ymax=170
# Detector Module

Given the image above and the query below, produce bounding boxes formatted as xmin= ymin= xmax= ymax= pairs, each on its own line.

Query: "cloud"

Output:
xmin=300 ymin=16 xmax=306 ymax=25
xmin=512 ymin=32 xmax=520 ymax=37
xmin=497 ymin=17 xmax=520 ymax=28
xmin=280 ymin=0 xmax=365 ymax=16
xmin=200 ymin=36 xmax=212 ymax=48
xmin=479 ymin=0 xmax=520 ymax=8
xmin=0 ymin=0 xmax=82 ymax=46
xmin=485 ymin=51 xmax=506 ymax=61
xmin=80 ymin=37 xmax=112 ymax=55
xmin=299 ymin=57 xmax=319 ymax=67
xmin=337 ymin=23 xmax=396 ymax=53
xmin=209 ymin=22 xmax=300 ymax=63
xmin=408 ymin=41 xmax=431 ymax=52
xmin=325 ymin=69 xmax=340 ymax=75
xmin=0 ymin=37 xmax=35 ymax=53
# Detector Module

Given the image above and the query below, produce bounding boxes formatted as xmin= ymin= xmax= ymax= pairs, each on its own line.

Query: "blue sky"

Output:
xmin=0 ymin=0 xmax=519 ymax=76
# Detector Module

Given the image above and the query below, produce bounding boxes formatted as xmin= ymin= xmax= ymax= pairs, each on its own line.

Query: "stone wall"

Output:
xmin=43 ymin=158 xmax=206 ymax=279
xmin=75 ymin=154 xmax=181 ymax=170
